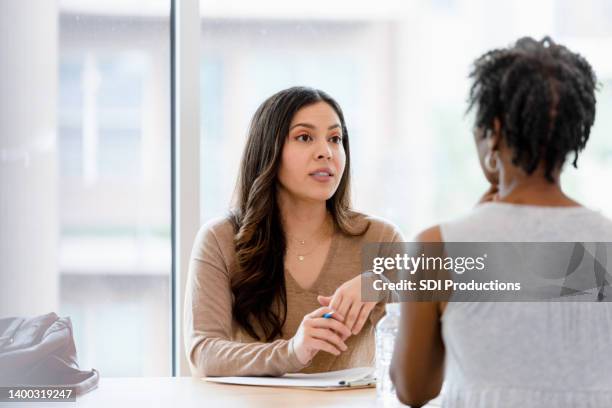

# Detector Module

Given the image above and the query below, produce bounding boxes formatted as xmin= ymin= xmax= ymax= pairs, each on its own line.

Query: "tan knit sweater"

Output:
xmin=184 ymin=212 xmax=402 ymax=377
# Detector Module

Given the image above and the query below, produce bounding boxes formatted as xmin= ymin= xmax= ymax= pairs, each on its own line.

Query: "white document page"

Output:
xmin=204 ymin=367 xmax=376 ymax=389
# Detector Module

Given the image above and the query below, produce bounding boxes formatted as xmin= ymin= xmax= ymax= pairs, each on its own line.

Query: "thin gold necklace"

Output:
xmin=286 ymin=218 xmax=333 ymax=261
xmin=287 ymin=239 xmax=326 ymax=261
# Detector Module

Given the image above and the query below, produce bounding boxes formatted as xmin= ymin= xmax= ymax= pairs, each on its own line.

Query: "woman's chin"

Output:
xmin=299 ymin=190 xmax=337 ymax=204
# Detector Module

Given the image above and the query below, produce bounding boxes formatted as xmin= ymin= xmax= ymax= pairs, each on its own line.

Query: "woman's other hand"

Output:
xmin=292 ymin=307 xmax=352 ymax=365
xmin=477 ymin=183 xmax=499 ymax=204
xmin=317 ymin=275 xmax=378 ymax=336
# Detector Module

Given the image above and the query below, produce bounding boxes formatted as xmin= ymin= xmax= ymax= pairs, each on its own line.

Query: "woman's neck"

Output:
xmin=277 ymin=191 xmax=331 ymax=241
xmin=496 ymin=166 xmax=579 ymax=207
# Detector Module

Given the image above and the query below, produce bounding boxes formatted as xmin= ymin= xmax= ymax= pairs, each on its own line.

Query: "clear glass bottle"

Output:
xmin=376 ymin=302 xmax=401 ymax=402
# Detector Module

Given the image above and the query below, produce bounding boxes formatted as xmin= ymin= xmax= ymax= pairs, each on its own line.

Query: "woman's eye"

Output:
xmin=296 ymin=134 xmax=312 ymax=142
xmin=329 ymin=136 xmax=343 ymax=144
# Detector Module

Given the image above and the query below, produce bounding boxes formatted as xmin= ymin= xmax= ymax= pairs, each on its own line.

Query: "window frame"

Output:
xmin=170 ymin=0 xmax=201 ymax=376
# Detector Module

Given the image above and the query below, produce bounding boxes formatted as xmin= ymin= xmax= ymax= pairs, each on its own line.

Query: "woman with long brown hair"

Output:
xmin=184 ymin=86 xmax=402 ymax=376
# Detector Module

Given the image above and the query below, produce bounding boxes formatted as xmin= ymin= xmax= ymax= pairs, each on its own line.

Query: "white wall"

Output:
xmin=0 ymin=0 xmax=59 ymax=317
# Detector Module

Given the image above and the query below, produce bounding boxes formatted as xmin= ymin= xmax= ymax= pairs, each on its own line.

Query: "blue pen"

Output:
xmin=323 ymin=312 xmax=334 ymax=319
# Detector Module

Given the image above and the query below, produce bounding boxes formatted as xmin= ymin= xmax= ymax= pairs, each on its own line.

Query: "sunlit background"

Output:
xmin=1 ymin=0 xmax=611 ymax=377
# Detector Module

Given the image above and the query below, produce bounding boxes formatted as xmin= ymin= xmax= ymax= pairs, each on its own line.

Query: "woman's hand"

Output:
xmin=292 ymin=307 xmax=352 ymax=365
xmin=317 ymin=275 xmax=378 ymax=335
xmin=477 ymin=183 xmax=499 ymax=204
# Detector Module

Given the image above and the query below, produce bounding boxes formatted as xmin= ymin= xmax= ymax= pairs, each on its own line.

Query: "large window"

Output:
xmin=57 ymin=4 xmax=172 ymax=377
xmin=198 ymin=0 xmax=612 ymax=236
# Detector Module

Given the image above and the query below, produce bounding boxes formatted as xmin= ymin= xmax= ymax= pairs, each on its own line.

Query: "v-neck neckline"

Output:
xmin=285 ymin=225 xmax=340 ymax=293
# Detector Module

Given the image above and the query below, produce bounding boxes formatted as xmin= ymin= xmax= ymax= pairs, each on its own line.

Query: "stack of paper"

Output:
xmin=205 ymin=367 xmax=376 ymax=390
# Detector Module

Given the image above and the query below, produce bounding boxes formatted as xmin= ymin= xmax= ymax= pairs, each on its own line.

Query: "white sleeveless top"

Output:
xmin=440 ymin=202 xmax=612 ymax=408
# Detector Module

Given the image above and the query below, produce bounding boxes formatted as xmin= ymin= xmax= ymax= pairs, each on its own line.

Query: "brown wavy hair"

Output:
xmin=229 ymin=86 xmax=365 ymax=341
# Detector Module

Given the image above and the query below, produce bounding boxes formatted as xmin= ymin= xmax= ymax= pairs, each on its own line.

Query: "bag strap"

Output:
xmin=72 ymin=368 xmax=100 ymax=396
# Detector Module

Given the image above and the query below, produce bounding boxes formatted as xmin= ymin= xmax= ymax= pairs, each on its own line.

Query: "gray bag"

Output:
xmin=0 ymin=312 xmax=99 ymax=396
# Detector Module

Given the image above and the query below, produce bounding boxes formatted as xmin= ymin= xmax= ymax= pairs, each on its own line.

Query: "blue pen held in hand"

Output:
xmin=323 ymin=312 xmax=334 ymax=319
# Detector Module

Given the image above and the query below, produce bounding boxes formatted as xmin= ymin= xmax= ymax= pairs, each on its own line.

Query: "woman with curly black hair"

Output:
xmin=390 ymin=37 xmax=612 ymax=407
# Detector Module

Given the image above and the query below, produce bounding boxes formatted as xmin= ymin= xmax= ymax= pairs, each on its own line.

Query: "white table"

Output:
xmin=22 ymin=377 xmax=441 ymax=407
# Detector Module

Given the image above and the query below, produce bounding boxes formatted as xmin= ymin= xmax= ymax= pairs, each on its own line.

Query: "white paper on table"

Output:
xmin=204 ymin=367 xmax=376 ymax=390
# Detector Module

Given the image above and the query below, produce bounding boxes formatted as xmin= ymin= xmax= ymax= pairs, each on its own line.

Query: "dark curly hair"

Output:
xmin=467 ymin=36 xmax=598 ymax=181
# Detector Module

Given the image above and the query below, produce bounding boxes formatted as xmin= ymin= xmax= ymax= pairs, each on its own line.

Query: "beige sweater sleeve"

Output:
xmin=183 ymin=221 xmax=307 ymax=377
